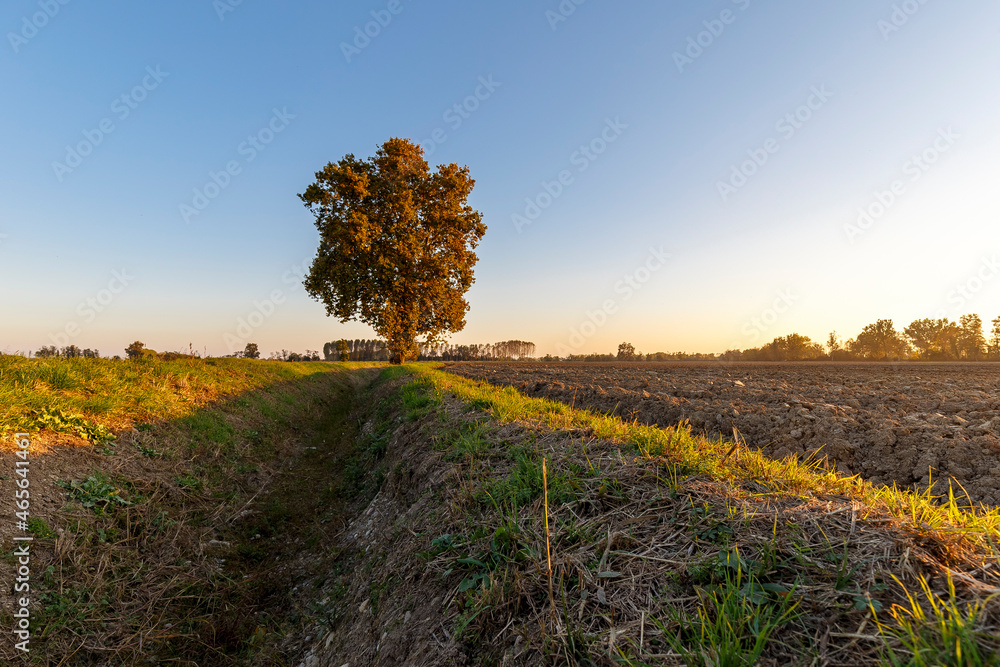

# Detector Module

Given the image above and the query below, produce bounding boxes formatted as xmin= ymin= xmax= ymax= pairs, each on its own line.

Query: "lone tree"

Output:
xmin=617 ymin=342 xmax=636 ymax=360
xmin=991 ymin=316 xmax=1000 ymax=359
xmin=301 ymin=138 xmax=486 ymax=364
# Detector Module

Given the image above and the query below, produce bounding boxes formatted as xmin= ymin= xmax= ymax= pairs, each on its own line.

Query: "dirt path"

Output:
xmin=444 ymin=362 xmax=1000 ymax=505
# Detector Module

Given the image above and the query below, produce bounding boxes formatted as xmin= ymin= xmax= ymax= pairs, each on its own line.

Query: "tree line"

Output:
xmin=26 ymin=342 xmax=320 ymax=362
xmin=19 ymin=313 xmax=1000 ymax=363
xmin=34 ymin=345 xmax=101 ymax=359
xmin=721 ymin=314 xmax=1000 ymax=361
xmin=557 ymin=343 xmax=717 ymax=362
xmin=322 ymin=339 xmax=536 ymax=362
xmin=430 ymin=340 xmax=536 ymax=361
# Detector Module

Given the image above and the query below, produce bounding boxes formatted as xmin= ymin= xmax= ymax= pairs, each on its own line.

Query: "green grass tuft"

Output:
xmin=876 ymin=574 xmax=999 ymax=666
xmin=655 ymin=551 xmax=800 ymax=667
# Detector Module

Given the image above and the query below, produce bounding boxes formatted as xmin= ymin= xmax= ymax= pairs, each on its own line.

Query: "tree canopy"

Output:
xmin=301 ymin=138 xmax=486 ymax=363
xmin=617 ymin=342 xmax=637 ymax=360
xmin=851 ymin=319 xmax=910 ymax=360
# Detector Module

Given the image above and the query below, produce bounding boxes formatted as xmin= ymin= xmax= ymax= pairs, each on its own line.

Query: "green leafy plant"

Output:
xmin=442 ymin=525 xmax=533 ymax=595
xmin=175 ymin=474 xmax=202 ymax=490
xmin=430 ymin=533 xmax=460 ymax=553
xmin=57 ymin=474 xmax=132 ymax=515
xmin=134 ymin=443 xmax=163 ymax=458
xmin=31 ymin=407 xmax=115 ymax=444
xmin=691 ymin=503 xmax=735 ymax=545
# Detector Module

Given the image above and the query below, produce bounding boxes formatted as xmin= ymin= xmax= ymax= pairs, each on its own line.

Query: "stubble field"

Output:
xmin=444 ymin=361 xmax=1000 ymax=505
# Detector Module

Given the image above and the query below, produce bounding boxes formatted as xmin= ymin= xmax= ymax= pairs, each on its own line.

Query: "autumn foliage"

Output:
xmin=301 ymin=138 xmax=486 ymax=364
xmin=722 ymin=314 xmax=1000 ymax=361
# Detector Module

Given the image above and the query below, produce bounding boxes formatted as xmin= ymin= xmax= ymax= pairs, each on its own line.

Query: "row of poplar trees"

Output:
xmin=323 ymin=339 xmax=536 ymax=362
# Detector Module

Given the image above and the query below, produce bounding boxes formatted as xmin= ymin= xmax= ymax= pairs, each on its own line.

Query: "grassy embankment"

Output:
xmin=385 ymin=365 xmax=1000 ymax=665
xmin=0 ymin=356 xmax=390 ymax=664
xmin=0 ymin=354 xmax=366 ymax=437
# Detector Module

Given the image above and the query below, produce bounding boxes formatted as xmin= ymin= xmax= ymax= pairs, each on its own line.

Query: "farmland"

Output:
xmin=444 ymin=361 xmax=1000 ymax=506
xmin=4 ymin=358 xmax=1000 ymax=664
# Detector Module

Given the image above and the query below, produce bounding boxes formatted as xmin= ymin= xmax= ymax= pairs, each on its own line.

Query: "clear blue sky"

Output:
xmin=2 ymin=1 xmax=998 ymax=357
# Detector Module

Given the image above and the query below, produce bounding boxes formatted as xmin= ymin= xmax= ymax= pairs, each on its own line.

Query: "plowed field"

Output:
xmin=444 ymin=362 xmax=1000 ymax=505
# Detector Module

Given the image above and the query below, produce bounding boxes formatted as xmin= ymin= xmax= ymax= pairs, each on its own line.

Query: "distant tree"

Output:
xmin=851 ymin=319 xmax=910 ymax=360
xmin=158 ymin=350 xmax=198 ymax=361
xmin=331 ymin=339 xmax=389 ymax=361
xmin=417 ymin=339 xmax=535 ymax=361
xmin=958 ymin=314 xmax=986 ymax=360
xmin=903 ymin=317 xmax=962 ymax=360
xmin=337 ymin=339 xmax=350 ymax=362
xmin=82 ymin=348 xmax=100 ymax=359
xmin=734 ymin=334 xmax=824 ymax=361
xmin=905 ymin=318 xmax=942 ymax=359
xmin=826 ymin=331 xmax=841 ymax=355
xmin=990 ymin=316 xmax=1000 ymax=360
xmin=568 ymin=353 xmax=617 ymax=362
xmin=125 ymin=341 xmax=145 ymax=360
xmin=301 ymin=138 xmax=486 ymax=364
xmin=939 ymin=320 xmax=961 ymax=359
xmin=267 ymin=349 xmax=320 ymax=362
xmin=782 ymin=333 xmax=822 ymax=361
xmin=617 ymin=342 xmax=636 ymax=360
xmin=826 ymin=331 xmax=853 ymax=361
xmin=35 ymin=345 xmax=58 ymax=358
xmin=243 ymin=343 xmax=260 ymax=359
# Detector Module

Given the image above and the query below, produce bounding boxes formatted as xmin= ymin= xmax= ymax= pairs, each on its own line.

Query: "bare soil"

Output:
xmin=443 ymin=362 xmax=1000 ymax=506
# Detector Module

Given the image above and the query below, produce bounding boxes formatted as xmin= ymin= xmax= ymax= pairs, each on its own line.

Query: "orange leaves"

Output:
xmin=301 ymin=138 xmax=486 ymax=363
